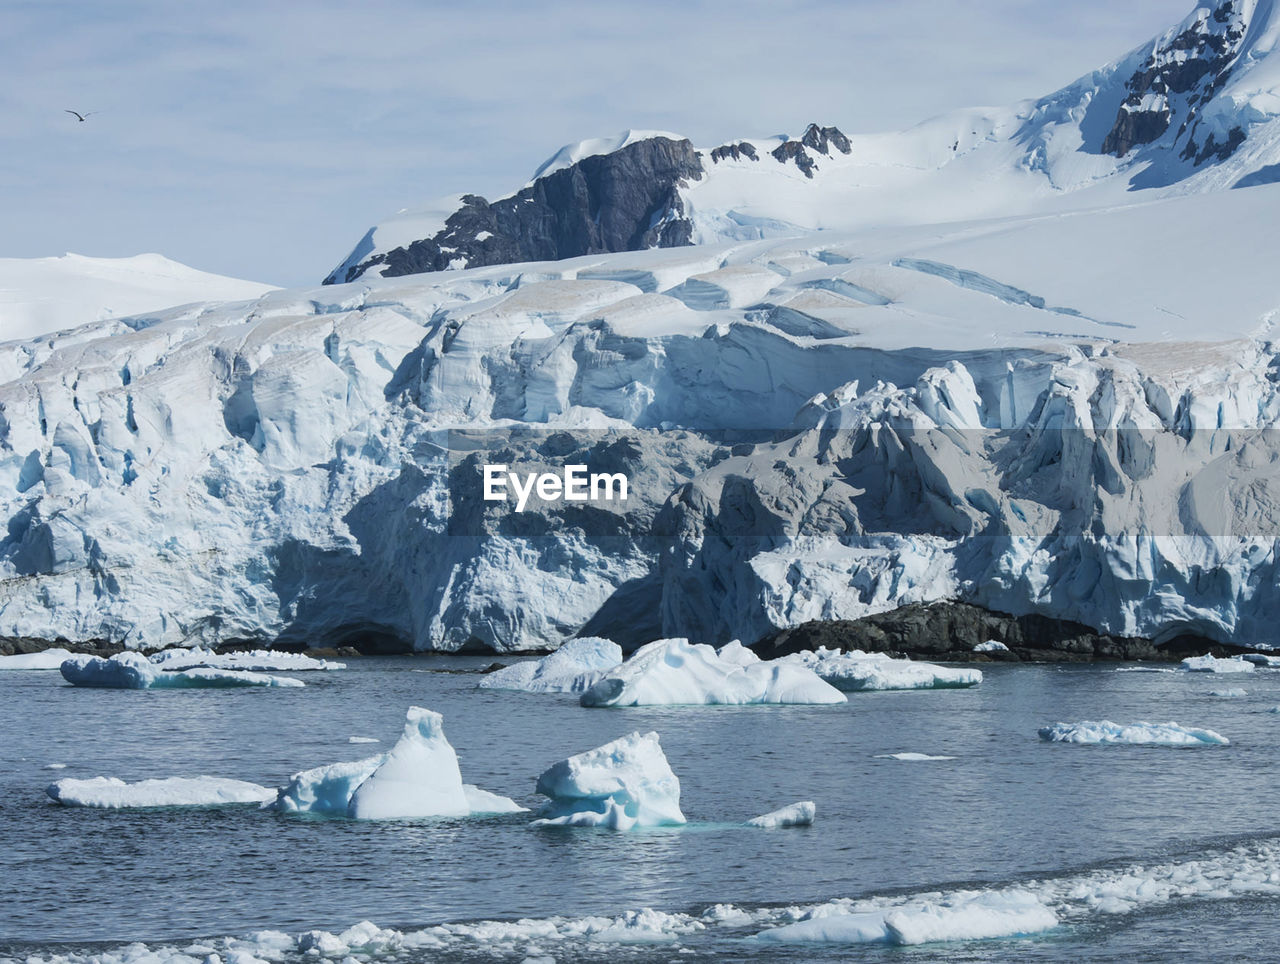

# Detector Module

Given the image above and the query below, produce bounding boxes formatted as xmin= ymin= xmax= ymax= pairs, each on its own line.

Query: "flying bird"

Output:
xmin=64 ymin=110 xmax=97 ymax=122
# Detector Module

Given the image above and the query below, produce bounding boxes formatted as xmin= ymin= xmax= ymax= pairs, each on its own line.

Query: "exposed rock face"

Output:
xmin=770 ymin=123 xmax=852 ymax=178
xmin=1101 ymin=1 xmax=1248 ymax=159
xmin=325 ymin=138 xmax=703 ymax=284
xmin=754 ymin=602 xmax=1169 ymax=662
xmin=709 ymin=142 xmax=759 ymax=163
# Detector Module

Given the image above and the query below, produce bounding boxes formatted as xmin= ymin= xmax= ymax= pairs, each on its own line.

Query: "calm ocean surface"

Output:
xmin=3 ymin=656 xmax=1279 ymax=960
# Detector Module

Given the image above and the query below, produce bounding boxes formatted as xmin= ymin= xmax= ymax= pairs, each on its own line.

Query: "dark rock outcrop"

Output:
xmin=1101 ymin=1 xmax=1248 ymax=160
xmin=326 ymin=137 xmax=704 ymax=284
xmin=770 ymin=123 xmax=852 ymax=179
xmin=753 ymin=602 xmax=1183 ymax=662
xmin=710 ymin=141 xmax=759 ymax=163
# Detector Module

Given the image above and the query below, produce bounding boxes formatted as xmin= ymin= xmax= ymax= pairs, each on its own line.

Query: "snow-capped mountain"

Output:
xmin=0 ymin=253 xmax=277 ymax=343
xmin=327 ymin=0 xmax=1280 ymax=286
xmin=4 ymin=0 xmax=1280 ymax=654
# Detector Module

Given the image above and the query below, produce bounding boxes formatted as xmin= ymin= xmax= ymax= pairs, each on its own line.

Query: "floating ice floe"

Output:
xmin=1180 ymin=654 xmax=1256 ymax=674
xmin=780 ymin=647 xmax=982 ymax=692
xmin=348 ymin=736 xmax=380 ymax=744
xmin=532 ymin=731 xmax=686 ymax=830
xmin=0 ymin=648 xmax=77 ymax=670
xmin=273 ymin=706 xmax=524 ymax=819
xmin=874 ymin=752 xmax=956 ymax=761
xmin=42 ymin=763 xmax=67 ymax=770
xmin=59 ymin=652 xmax=305 ymax=689
xmin=147 ymin=646 xmax=345 ymax=672
xmin=46 ymin=775 xmax=276 ymax=808
xmin=1242 ymin=653 xmax=1280 ymax=667
xmin=479 ymin=637 xmax=623 ymax=693
xmin=746 ymin=801 xmax=816 ymax=828
xmin=753 ymin=889 xmax=1058 ymax=945
xmin=1038 ymin=721 xmax=1229 ymax=746
xmin=1210 ymin=688 xmax=1247 ymax=697
xmin=579 ymin=639 xmax=845 ymax=707
xmin=973 ymin=640 xmax=1009 ymax=653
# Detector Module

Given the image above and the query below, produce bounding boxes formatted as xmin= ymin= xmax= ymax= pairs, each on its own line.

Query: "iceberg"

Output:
xmin=479 ymin=637 xmax=623 ymax=693
xmin=46 ymin=775 xmax=276 ymax=808
xmin=874 ymin=752 xmax=956 ymax=761
xmin=532 ymin=731 xmax=686 ymax=830
xmin=273 ymin=706 xmax=524 ymax=819
xmin=754 ymin=890 xmax=1057 ymax=945
xmin=0 ymin=648 xmax=77 ymax=670
xmin=1038 ymin=721 xmax=1229 ymax=746
xmin=746 ymin=801 xmax=816 ymax=828
xmin=781 ymin=647 xmax=982 ymax=691
xmin=579 ymin=639 xmax=845 ymax=707
xmin=60 ymin=652 xmax=304 ymax=689
xmin=1209 ymin=688 xmax=1247 ymax=697
xmin=1242 ymin=653 xmax=1280 ymax=667
xmin=1180 ymin=654 xmax=1256 ymax=674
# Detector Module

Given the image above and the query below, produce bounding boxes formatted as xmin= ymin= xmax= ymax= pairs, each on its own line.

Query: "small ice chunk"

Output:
xmin=60 ymin=653 xmax=304 ymax=689
xmin=273 ymin=706 xmax=524 ymax=819
xmin=532 ymin=731 xmax=686 ymax=830
xmin=1038 ymin=720 xmax=1229 ymax=745
xmin=43 ymin=763 xmax=68 ymax=770
xmin=47 ymin=775 xmax=276 ymax=808
xmin=746 ymin=801 xmax=815 ymax=828
xmin=1180 ymin=654 xmax=1255 ymax=674
xmin=348 ymin=736 xmax=380 ymax=744
xmin=874 ymin=752 xmax=956 ymax=761
xmin=0 ymin=648 xmax=77 ymax=670
xmin=579 ymin=639 xmax=845 ymax=707
xmin=754 ymin=890 xmax=1057 ymax=945
xmin=781 ymin=647 xmax=982 ymax=691
xmin=973 ymin=640 xmax=1009 ymax=653
xmin=1209 ymin=688 xmax=1247 ymax=697
xmin=479 ymin=637 xmax=623 ymax=694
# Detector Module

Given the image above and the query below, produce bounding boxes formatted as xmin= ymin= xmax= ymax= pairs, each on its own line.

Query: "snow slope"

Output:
xmin=328 ymin=0 xmax=1280 ymax=285
xmin=0 ymin=253 xmax=276 ymax=342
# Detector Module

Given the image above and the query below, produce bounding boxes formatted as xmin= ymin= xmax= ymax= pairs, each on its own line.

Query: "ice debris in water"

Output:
xmin=1180 ymin=654 xmax=1255 ymax=674
xmin=273 ymin=706 xmax=524 ymax=819
xmin=754 ymin=889 xmax=1058 ymax=945
xmin=874 ymin=752 xmax=956 ymax=761
xmin=781 ymin=646 xmax=982 ymax=691
xmin=532 ymin=731 xmax=686 ymax=830
xmin=479 ymin=636 xmax=623 ymax=693
xmin=46 ymin=776 xmax=276 ymax=808
xmin=1038 ymin=721 xmax=1229 ymax=745
xmin=147 ymin=646 xmax=345 ymax=671
xmin=1210 ymin=688 xmax=1247 ymax=697
xmin=579 ymin=638 xmax=845 ymax=707
xmin=60 ymin=652 xmax=304 ymax=689
xmin=746 ymin=801 xmax=816 ymax=828
xmin=973 ymin=640 xmax=1009 ymax=652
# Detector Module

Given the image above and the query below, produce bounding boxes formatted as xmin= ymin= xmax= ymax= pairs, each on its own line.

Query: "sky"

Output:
xmin=1 ymin=0 xmax=1192 ymax=288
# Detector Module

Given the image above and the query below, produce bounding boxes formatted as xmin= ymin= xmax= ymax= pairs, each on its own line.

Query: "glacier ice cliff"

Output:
xmin=3 ymin=188 xmax=1280 ymax=653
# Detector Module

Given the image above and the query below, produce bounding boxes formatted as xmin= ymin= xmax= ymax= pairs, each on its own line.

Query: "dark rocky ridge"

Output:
xmin=326 ymin=137 xmax=704 ymax=284
xmin=752 ymin=601 xmax=1263 ymax=663
xmin=1101 ymin=0 xmax=1248 ymax=161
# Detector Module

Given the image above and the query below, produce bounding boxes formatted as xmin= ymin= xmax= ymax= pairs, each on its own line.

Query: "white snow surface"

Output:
xmin=16 ymin=835 xmax=1280 ymax=959
xmin=59 ymin=653 xmax=304 ymax=689
xmin=1181 ymin=654 xmax=1257 ymax=673
xmin=0 ymin=647 xmax=76 ymax=669
xmin=782 ymin=647 xmax=982 ymax=691
xmin=532 ymin=730 xmax=686 ymax=830
xmin=0 ymin=253 xmax=275 ymax=343
xmin=746 ymin=801 xmax=816 ymax=828
xmin=479 ymin=637 xmax=623 ymax=693
xmin=1038 ymin=721 xmax=1230 ymax=745
xmin=579 ymin=639 xmax=846 ymax=707
xmin=273 ymin=706 xmax=524 ymax=819
xmin=46 ymin=775 xmax=276 ymax=808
